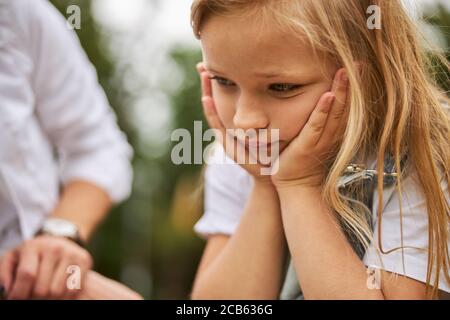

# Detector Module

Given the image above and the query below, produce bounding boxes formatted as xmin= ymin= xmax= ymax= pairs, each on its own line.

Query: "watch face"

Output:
xmin=43 ymin=218 xmax=78 ymax=238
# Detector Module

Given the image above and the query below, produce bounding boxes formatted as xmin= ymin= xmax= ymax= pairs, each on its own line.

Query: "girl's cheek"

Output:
xmin=274 ymin=90 xmax=326 ymax=141
xmin=212 ymin=90 xmax=236 ymax=128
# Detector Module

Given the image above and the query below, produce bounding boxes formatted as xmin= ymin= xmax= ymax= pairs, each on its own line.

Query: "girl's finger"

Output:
xmin=296 ymin=93 xmax=336 ymax=149
xmin=200 ymin=69 xmax=243 ymax=163
xmin=201 ymin=89 xmax=227 ymax=149
xmin=200 ymin=72 xmax=213 ymax=98
xmin=202 ymin=96 xmax=223 ymax=131
xmin=331 ymin=68 xmax=349 ymax=108
xmin=196 ymin=62 xmax=206 ymax=74
xmin=201 ymin=72 xmax=224 ymax=132
xmin=317 ymin=69 xmax=349 ymax=147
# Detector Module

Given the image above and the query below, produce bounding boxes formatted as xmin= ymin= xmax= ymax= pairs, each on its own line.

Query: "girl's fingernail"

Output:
xmin=328 ymin=94 xmax=336 ymax=105
xmin=322 ymin=95 xmax=334 ymax=112
xmin=202 ymin=97 xmax=214 ymax=111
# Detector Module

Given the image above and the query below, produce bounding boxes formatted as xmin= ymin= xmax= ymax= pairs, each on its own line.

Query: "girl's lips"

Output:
xmin=238 ymin=139 xmax=280 ymax=149
xmin=231 ymin=134 xmax=282 ymax=151
xmin=247 ymin=141 xmax=275 ymax=148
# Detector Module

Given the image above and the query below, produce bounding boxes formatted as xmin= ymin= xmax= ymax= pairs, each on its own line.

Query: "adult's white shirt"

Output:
xmin=0 ymin=0 xmax=133 ymax=254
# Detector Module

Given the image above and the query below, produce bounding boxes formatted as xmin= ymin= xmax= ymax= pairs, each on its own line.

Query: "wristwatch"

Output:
xmin=36 ymin=218 xmax=86 ymax=248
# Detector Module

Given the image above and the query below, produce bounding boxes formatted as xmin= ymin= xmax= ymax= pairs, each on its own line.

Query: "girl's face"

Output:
xmin=201 ymin=14 xmax=339 ymax=152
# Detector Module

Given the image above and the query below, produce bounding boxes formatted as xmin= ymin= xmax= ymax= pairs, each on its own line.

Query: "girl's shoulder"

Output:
xmin=342 ymin=148 xmax=447 ymax=221
xmin=363 ymin=158 xmax=450 ymax=294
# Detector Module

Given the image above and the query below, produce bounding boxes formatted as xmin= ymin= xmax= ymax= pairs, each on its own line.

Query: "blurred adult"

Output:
xmin=0 ymin=0 xmax=133 ymax=299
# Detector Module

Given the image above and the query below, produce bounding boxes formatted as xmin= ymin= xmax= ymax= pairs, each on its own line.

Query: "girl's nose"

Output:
xmin=233 ymin=96 xmax=269 ymax=130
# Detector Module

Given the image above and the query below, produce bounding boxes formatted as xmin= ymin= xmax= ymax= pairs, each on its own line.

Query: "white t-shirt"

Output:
xmin=194 ymin=143 xmax=450 ymax=293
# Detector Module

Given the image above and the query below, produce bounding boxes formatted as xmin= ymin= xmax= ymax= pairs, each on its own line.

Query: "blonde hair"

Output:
xmin=191 ymin=0 xmax=450 ymax=299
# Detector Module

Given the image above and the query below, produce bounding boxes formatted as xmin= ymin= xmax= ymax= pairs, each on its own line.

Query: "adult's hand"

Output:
xmin=0 ymin=235 xmax=92 ymax=300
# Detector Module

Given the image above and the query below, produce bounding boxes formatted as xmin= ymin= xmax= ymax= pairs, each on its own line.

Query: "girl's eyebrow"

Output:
xmin=253 ymin=71 xmax=287 ymax=78
xmin=205 ymin=64 xmax=226 ymax=75
xmin=253 ymin=70 xmax=305 ymax=79
xmin=206 ymin=64 xmax=307 ymax=80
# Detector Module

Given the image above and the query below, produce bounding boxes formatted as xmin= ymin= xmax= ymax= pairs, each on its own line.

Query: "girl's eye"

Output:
xmin=209 ymin=76 xmax=236 ymax=87
xmin=269 ymin=83 xmax=302 ymax=93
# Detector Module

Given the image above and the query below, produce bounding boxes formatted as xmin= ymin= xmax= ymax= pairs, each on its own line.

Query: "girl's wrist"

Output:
xmin=272 ymin=176 xmax=323 ymax=191
xmin=275 ymin=182 xmax=322 ymax=199
xmin=252 ymin=177 xmax=277 ymax=193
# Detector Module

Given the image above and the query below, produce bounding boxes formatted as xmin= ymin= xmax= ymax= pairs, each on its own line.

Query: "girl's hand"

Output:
xmin=75 ymin=271 xmax=143 ymax=300
xmin=197 ymin=63 xmax=273 ymax=184
xmin=271 ymin=68 xmax=349 ymax=189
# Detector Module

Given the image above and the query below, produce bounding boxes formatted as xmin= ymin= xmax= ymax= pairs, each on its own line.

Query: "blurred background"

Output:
xmin=47 ymin=0 xmax=450 ymax=299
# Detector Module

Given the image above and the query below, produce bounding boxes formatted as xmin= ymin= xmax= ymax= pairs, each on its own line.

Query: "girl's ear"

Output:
xmin=340 ymin=61 xmax=363 ymax=81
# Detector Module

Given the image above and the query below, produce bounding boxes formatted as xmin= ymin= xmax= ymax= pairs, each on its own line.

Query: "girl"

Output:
xmin=190 ymin=0 xmax=450 ymax=299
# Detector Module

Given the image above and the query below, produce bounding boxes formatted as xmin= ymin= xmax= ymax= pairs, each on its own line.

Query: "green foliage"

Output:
xmin=425 ymin=5 xmax=450 ymax=94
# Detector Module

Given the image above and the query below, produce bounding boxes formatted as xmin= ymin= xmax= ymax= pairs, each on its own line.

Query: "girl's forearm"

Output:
xmin=277 ymin=185 xmax=384 ymax=300
xmin=192 ymin=182 xmax=287 ymax=299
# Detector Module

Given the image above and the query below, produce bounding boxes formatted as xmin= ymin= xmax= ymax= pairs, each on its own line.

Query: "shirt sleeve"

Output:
xmin=363 ymin=169 xmax=450 ymax=293
xmin=24 ymin=0 xmax=133 ymax=203
xmin=194 ymin=144 xmax=253 ymax=239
